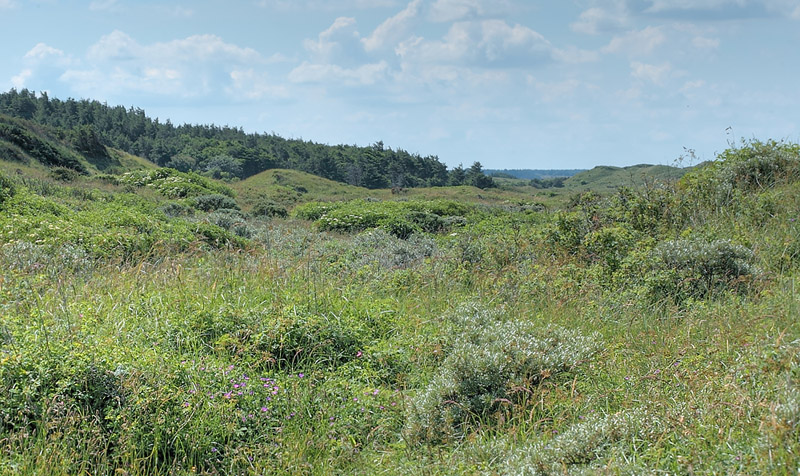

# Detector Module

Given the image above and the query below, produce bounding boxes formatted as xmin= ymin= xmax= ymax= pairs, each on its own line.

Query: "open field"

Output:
xmin=1 ymin=138 xmax=799 ymax=474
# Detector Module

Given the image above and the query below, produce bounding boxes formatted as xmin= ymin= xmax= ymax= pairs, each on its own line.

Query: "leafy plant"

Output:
xmin=406 ymin=304 xmax=601 ymax=444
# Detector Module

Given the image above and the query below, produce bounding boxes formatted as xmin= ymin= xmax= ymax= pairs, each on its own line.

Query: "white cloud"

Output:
xmin=228 ymin=70 xmax=289 ymax=99
xmin=24 ymin=43 xmax=66 ymax=61
xmin=256 ymin=0 xmax=398 ymax=10
xmin=11 ymin=69 xmax=32 ymax=89
xmin=645 ymin=0 xmax=749 ymax=13
xmin=429 ymin=0 xmax=481 ymax=22
xmin=397 ymin=20 xmax=551 ymax=67
xmin=362 ymin=0 xmax=421 ymax=52
xmin=553 ymin=46 xmax=600 ymax=64
xmin=303 ymin=17 xmax=360 ymax=62
xmin=691 ymin=36 xmax=720 ymax=49
xmin=428 ymin=0 xmax=513 ymax=22
xmin=571 ymin=7 xmax=629 ymax=34
xmin=630 ymin=61 xmax=672 ymax=85
xmin=289 ymin=61 xmax=389 ymax=86
xmin=0 ymin=0 xmax=17 ymax=9
xmin=529 ymin=77 xmax=584 ymax=102
xmin=602 ymin=26 xmax=666 ymax=56
xmin=88 ymin=31 xmax=262 ymax=65
xmin=59 ymin=31 xmax=268 ymax=98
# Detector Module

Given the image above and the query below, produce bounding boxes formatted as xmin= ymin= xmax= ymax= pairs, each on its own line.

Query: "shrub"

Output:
xmin=502 ymin=409 xmax=661 ymax=475
xmin=206 ymin=209 xmax=253 ymax=238
xmin=0 ymin=170 xmax=16 ymax=205
xmin=192 ymin=194 xmax=240 ymax=212
xmin=118 ymin=168 xmax=235 ymax=198
xmin=251 ymin=198 xmax=288 ymax=218
xmin=158 ymin=201 xmax=194 ymax=218
xmin=405 ymin=304 xmax=601 ymax=444
xmin=681 ymin=139 xmax=800 ymax=208
xmin=583 ymin=224 xmax=637 ymax=274
xmin=49 ymin=166 xmax=80 ymax=182
xmin=642 ymin=238 xmax=758 ymax=303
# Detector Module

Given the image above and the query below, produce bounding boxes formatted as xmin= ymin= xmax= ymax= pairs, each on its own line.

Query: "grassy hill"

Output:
xmin=2 ymin=118 xmax=800 ymax=474
xmin=564 ymin=163 xmax=690 ymax=191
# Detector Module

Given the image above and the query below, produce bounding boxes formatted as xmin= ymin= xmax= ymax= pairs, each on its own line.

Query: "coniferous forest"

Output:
xmin=0 ymin=88 xmax=500 ymax=189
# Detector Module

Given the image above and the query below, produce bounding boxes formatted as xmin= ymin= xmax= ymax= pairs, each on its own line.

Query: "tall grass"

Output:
xmin=1 ymin=139 xmax=800 ymax=473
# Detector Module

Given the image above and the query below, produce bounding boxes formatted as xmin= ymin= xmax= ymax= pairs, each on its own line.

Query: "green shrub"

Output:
xmin=251 ymin=198 xmax=288 ymax=218
xmin=206 ymin=209 xmax=253 ymax=238
xmin=0 ymin=170 xmax=16 ymax=205
xmin=546 ymin=211 xmax=590 ymax=255
xmin=681 ymin=139 xmax=800 ymax=207
xmin=117 ymin=168 xmax=234 ymax=199
xmin=406 ymin=304 xmax=601 ymax=444
xmin=49 ymin=166 xmax=80 ymax=182
xmin=502 ymin=409 xmax=661 ymax=475
xmin=158 ymin=201 xmax=194 ymax=218
xmin=640 ymin=238 xmax=758 ymax=303
xmin=192 ymin=194 xmax=240 ymax=212
xmin=583 ymin=224 xmax=637 ymax=274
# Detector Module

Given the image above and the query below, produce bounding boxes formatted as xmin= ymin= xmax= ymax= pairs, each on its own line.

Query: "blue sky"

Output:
xmin=1 ymin=0 xmax=798 ymax=169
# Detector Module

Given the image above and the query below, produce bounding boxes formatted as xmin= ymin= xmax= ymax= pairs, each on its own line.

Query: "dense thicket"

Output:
xmin=0 ymin=89 xmax=494 ymax=189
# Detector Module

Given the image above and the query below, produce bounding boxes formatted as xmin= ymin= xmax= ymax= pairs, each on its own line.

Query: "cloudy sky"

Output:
xmin=1 ymin=0 xmax=798 ymax=169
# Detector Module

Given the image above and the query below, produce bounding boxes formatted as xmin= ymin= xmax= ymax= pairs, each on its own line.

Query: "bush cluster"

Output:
xmin=117 ymin=168 xmax=234 ymax=199
xmin=406 ymin=304 xmax=601 ymax=444
xmin=295 ymin=199 xmax=474 ymax=238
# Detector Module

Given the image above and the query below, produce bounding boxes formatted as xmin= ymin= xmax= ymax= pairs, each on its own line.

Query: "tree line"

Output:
xmin=0 ymin=88 xmax=494 ymax=189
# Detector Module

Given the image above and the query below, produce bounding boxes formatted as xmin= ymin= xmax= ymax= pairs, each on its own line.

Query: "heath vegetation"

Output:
xmin=1 ymin=92 xmax=799 ymax=474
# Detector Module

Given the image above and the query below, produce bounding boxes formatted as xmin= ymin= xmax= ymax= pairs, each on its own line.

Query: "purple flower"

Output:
xmin=298 ymin=373 xmax=304 ymax=378
xmin=261 ymin=407 xmax=268 ymax=412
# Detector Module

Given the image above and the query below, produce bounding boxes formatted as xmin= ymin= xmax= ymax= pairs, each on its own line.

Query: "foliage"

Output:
xmin=2 ymin=117 xmax=800 ymax=474
xmin=641 ymin=238 xmax=758 ymax=303
xmin=405 ymin=304 xmax=601 ymax=444
xmin=0 ymin=114 xmax=87 ymax=172
xmin=191 ymin=193 xmax=240 ymax=212
xmin=251 ymin=197 xmax=288 ymax=218
xmin=0 ymin=169 xmax=15 ymax=205
xmin=117 ymin=168 xmax=235 ymax=199
xmin=0 ymin=89 xmax=458 ymax=189
xmin=680 ymin=139 xmax=800 ymax=208
xmin=502 ymin=409 xmax=662 ymax=475
xmin=296 ymin=199 xmax=476 ymax=238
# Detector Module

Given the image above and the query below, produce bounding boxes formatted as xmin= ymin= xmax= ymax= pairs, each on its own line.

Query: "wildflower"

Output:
xmin=298 ymin=373 xmax=304 ymax=378
xmin=261 ymin=407 xmax=268 ymax=412
xmin=356 ymin=351 xmax=363 ymax=358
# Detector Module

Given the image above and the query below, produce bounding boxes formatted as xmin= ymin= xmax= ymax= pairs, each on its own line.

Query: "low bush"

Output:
xmin=0 ymin=170 xmax=16 ymax=205
xmin=405 ymin=304 xmax=601 ymax=444
xmin=502 ymin=409 xmax=662 ymax=475
xmin=191 ymin=194 xmax=240 ymax=212
xmin=681 ymin=139 xmax=800 ymax=208
xmin=118 ymin=168 xmax=234 ymax=199
xmin=251 ymin=198 xmax=288 ymax=218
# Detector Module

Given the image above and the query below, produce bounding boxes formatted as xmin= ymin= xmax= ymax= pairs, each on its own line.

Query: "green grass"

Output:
xmin=1 ymin=139 xmax=800 ymax=474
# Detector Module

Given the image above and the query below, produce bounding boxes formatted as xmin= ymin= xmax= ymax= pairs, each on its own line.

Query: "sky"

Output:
xmin=1 ymin=0 xmax=799 ymax=170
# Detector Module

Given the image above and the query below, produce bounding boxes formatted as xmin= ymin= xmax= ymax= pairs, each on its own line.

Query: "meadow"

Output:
xmin=1 ymin=139 xmax=799 ymax=474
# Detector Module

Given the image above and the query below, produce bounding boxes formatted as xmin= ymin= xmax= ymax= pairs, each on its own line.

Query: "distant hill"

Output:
xmin=0 ymin=113 xmax=153 ymax=175
xmin=485 ymin=169 xmax=585 ymax=179
xmin=0 ymin=89 xmax=460 ymax=189
xmin=564 ymin=164 xmax=690 ymax=190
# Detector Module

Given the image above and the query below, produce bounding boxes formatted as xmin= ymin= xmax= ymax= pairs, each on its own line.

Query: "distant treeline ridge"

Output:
xmin=0 ymin=88 xmax=496 ymax=189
